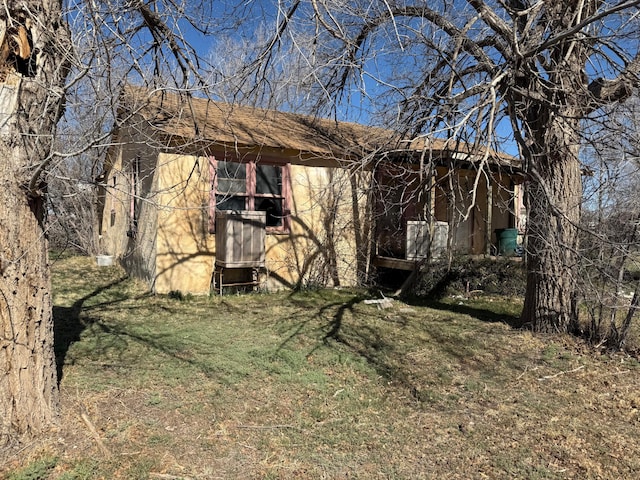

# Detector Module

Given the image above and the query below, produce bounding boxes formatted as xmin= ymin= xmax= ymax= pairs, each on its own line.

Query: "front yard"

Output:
xmin=3 ymin=255 xmax=640 ymax=479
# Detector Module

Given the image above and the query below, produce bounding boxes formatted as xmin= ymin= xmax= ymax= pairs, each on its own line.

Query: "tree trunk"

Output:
xmin=0 ymin=1 xmax=70 ymax=443
xmin=520 ymin=112 xmax=583 ymax=333
xmin=0 ymin=151 xmax=57 ymax=442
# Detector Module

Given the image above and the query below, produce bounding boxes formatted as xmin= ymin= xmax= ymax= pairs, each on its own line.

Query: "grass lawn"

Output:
xmin=2 ymin=255 xmax=640 ymax=479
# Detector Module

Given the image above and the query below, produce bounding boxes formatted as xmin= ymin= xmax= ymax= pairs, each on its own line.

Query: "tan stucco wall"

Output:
xmin=151 ymin=156 xmax=369 ymax=294
xmin=98 ymin=129 xmax=159 ymax=284
xmin=101 ymin=139 xmax=520 ymax=293
xmin=154 ymin=153 xmax=213 ymax=294
xmin=492 ymin=173 xmax=516 ymax=233
xmin=98 ymin=144 xmax=128 ymax=257
xmin=265 ymin=164 xmax=370 ymax=289
xmin=103 ymin=140 xmax=522 ymax=293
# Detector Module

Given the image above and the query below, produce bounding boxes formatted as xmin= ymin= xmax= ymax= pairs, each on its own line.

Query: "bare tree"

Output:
xmin=48 ymin=152 xmax=103 ymax=255
xmin=243 ymin=0 xmax=640 ymax=333
xmin=579 ymin=96 xmax=640 ymax=349
xmin=0 ymin=0 xmax=217 ymax=444
xmin=206 ymin=27 xmax=322 ymax=114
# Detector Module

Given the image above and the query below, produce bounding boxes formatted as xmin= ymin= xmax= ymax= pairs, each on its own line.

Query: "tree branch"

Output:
xmin=521 ymin=0 xmax=640 ymax=58
xmin=467 ymin=0 xmax=514 ymax=45
xmin=587 ymin=54 xmax=640 ymax=112
xmin=134 ymin=1 xmax=203 ymax=86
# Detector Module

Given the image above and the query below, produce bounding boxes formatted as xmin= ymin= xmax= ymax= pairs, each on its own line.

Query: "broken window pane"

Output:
xmin=256 ymin=164 xmax=281 ymax=195
xmin=256 ymin=197 xmax=283 ymax=227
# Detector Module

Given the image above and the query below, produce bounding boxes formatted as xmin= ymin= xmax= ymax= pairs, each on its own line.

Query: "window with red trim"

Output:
xmin=210 ymin=157 xmax=290 ymax=233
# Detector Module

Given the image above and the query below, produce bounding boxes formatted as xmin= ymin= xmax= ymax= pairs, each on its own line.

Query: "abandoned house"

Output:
xmin=96 ymin=86 xmax=525 ymax=294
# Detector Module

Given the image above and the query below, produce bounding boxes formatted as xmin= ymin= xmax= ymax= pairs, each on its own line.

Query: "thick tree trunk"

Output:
xmin=0 ymin=1 xmax=70 ymax=443
xmin=520 ymin=113 xmax=583 ymax=333
xmin=0 ymin=152 xmax=57 ymax=442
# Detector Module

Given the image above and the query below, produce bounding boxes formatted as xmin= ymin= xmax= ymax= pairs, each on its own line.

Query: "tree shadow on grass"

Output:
xmin=412 ymin=298 xmax=523 ymax=329
xmin=53 ymin=276 xmax=129 ymax=384
xmin=286 ymin=293 xmax=427 ymax=399
xmin=273 ymin=293 xmax=365 ymax=357
xmin=55 ymin=281 xmax=248 ymax=385
xmin=280 ymin=292 xmax=525 ymax=404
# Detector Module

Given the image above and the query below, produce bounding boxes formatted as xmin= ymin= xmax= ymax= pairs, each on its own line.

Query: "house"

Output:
xmin=97 ymin=86 xmax=524 ymax=294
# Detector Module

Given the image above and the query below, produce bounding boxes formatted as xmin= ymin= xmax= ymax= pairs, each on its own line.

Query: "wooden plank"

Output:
xmin=373 ymin=256 xmax=421 ymax=271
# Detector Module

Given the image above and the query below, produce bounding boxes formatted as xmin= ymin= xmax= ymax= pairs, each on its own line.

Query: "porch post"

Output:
xmin=424 ymin=159 xmax=436 ymax=259
xmin=485 ymin=176 xmax=493 ymax=256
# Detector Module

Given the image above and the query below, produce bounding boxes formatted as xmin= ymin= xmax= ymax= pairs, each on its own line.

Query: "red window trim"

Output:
xmin=209 ymin=155 xmax=291 ymax=234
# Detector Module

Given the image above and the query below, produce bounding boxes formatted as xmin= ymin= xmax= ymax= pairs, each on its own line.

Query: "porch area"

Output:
xmin=373 ymin=160 xmax=525 ymax=270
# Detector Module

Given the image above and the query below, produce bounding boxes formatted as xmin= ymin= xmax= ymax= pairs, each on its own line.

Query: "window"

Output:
xmin=215 ymin=160 xmax=247 ymax=212
xmin=210 ymin=157 xmax=290 ymax=233
xmin=255 ymin=164 xmax=285 ymax=227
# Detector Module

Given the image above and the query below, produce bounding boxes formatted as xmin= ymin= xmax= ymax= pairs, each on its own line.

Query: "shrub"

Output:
xmin=413 ymin=257 xmax=526 ymax=298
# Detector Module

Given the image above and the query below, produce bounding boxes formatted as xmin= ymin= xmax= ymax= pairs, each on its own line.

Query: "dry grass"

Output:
xmin=2 ymin=256 xmax=640 ymax=479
